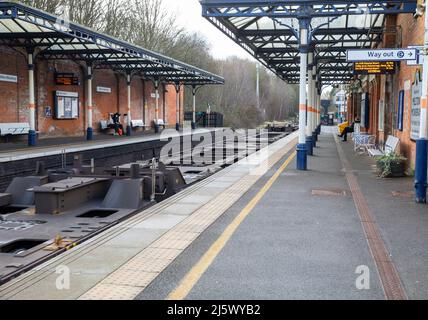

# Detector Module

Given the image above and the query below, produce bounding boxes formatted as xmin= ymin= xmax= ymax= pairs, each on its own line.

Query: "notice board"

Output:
xmin=411 ymin=76 xmax=422 ymax=140
xmin=54 ymin=91 xmax=79 ymax=120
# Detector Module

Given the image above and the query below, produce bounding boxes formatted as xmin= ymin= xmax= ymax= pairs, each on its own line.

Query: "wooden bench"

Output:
xmin=367 ymin=136 xmax=400 ymax=158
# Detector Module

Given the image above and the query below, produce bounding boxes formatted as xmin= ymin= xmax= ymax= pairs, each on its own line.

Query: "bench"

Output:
xmin=100 ymin=120 xmax=110 ymax=131
xmin=131 ymin=119 xmax=145 ymax=128
xmin=0 ymin=123 xmax=30 ymax=137
xmin=155 ymin=119 xmax=166 ymax=129
xmin=367 ymin=136 xmax=400 ymax=158
xmin=354 ymin=134 xmax=376 ymax=153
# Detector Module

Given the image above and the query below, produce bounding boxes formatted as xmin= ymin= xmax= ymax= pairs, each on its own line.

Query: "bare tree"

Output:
xmin=16 ymin=0 xmax=299 ymax=128
xmin=64 ymin=0 xmax=104 ymax=29
xmin=129 ymin=0 xmax=184 ymax=53
xmin=20 ymin=0 xmax=63 ymax=14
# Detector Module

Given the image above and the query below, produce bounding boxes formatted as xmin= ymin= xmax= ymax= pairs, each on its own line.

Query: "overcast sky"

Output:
xmin=162 ymin=0 xmax=254 ymax=60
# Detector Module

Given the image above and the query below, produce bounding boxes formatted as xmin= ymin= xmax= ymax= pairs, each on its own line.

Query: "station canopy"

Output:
xmin=200 ymin=0 xmax=417 ymax=87
xmin=0 ymin=1 xmax=224 ymax=86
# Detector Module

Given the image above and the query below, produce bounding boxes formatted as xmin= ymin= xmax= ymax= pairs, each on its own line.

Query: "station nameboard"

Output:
xmin=55 ymin=73 xmax=79 ymax=86
xmin=354 ymin=61 xmax=396 ymax=75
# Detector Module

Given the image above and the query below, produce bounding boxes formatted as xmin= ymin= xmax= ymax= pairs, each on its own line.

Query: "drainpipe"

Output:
xmin=192 ymin=85 xmax=197 ymax=130
xmin=306 ymin=52 xmax=314 ymax=154
xmin=175 ymin=82 xmax=180 ymax=131
xmin=415 ymin=5 xmax=428 ymax=203
xmin=27 ymin=50 xmax=36 ymax=146
xmin=154 ymin=79 xmax=160 ymax=134
xmin=126 ymin=72 xmax=132 ymax=136
xmin=296 ymin=18 xmax=310 ymax=170
xmin=312 ymin=61 xmax=318 ymax=146
xmin=86 ymin=63 xmax=93 ymax=141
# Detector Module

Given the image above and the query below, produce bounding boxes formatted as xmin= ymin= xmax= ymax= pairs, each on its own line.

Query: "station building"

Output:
xmin=346 ymin=10 xmax=425 ymax=170
xmin=0 ymin=2 xmax=222 ymax=144
xmin=0 ymin=45 xmax=183 ymax=138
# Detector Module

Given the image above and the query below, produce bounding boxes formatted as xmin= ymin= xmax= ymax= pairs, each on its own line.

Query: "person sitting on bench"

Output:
xmin=111 ymin=112 xmax=124 ymax=136
xmin=339 ymin=118 xmax=360 ymax=142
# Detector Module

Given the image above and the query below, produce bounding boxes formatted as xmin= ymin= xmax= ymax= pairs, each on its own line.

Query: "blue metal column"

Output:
xmin=297 ymin=18 xmax=310 ymax=170
xmin=415 ymin=4 xmax=428 ymax=203
xmin=27 ymin=49 xmax=37 ymax=146
xmin=415 ymin=139 xmax=428 ymax=203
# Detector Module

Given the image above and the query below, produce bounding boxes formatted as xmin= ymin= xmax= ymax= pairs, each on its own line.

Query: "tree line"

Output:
xmin=20 ymin=0 xmax=299 ymax=128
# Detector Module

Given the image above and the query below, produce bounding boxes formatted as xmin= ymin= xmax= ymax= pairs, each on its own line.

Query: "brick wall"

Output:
xmin=347 ymin=13 xmax=424 ymax=170
xmin=0 ymin=46 xmax=182 ymax=139
xmin=393 ymin=13 xmax=425 ymax=170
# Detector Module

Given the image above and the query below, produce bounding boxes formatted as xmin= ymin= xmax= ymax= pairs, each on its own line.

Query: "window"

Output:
xmin=397 ymin=90 xmax=404 ymax=132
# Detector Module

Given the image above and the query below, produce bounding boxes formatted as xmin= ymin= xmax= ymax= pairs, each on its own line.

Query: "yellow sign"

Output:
xmin=354 ymin=61 xmax=396 ymax=75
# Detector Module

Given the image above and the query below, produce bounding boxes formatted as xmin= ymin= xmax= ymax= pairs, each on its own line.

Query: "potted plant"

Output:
xmin=376 ymin=152 xmax=407 ymax=178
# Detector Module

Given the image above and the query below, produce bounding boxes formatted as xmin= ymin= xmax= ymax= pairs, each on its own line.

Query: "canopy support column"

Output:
xmin=307 ymin=52 xmax=314 ymax=154
xmin=317 ymin=90 xmax=321 ymax=135
xmin=312 ymin=64 xmax=318 ymax=146
xmin=126 ymin=72 xmax=132 ymax=136
xmin=415 ymin=4 xmax=428 ymax=203
xmin=86 ymin=63 xmax=93 ymax=141
xmin=192 ymin=85 xmax=197 ymax=130
xmin=27 ymin=49 xmax=36 ymax=146
xmin=154 ymin=79 xmax=160 ymax=134
xmin=297 ymin=18 xmax=310 ymax=170
xmin=175 ymin=83 xmax=181 ymax=131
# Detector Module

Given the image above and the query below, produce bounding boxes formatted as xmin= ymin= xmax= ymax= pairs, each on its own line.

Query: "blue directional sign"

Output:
xmin=347 ymin=48 xmax=418 ymax=62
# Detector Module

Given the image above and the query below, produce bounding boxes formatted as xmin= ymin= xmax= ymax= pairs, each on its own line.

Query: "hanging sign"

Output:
xmin=347 ymin=48 xmax=417 ymax=62
xmin=354 ymin=61 xmax=396 ymax=75
xmin=411 ymin=71 xmax=422 ymax=141
xmin=55 ymin=73 xmax=79 ymax=86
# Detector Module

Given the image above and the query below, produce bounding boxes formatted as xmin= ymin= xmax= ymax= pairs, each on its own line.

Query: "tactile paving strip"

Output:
xmin=334 ymin=133 xmax=407 ymax=300
xmin=79 ymin=137 xmax=297 ymax=300
xmin=0 ymin=148 xmax=245 ymax=299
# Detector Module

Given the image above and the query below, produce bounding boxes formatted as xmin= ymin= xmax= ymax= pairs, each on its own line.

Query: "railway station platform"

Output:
xmin=0 ymin=128 xmax=222 ymax=163
xmin=0 ymin=128 xmax=427 ymax=300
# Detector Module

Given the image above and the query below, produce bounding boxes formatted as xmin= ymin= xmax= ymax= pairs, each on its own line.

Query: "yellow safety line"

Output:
xmin=167 ymin=151 xmax=297 ymax=300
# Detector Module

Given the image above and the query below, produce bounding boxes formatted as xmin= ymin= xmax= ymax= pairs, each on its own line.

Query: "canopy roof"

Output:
xmin=0 ymin=1 xmax=224 ymax=85
xmin=200 ymin=0 xmax=417 ymax=87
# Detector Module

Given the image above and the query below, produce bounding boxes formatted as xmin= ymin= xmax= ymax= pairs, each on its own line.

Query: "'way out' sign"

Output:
xmin=347 ymin=49 xmax=417 ymax=62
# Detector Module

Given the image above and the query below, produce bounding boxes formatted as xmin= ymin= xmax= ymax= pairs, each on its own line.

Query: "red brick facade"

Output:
xmin=347 ymin=12 xmax=425 ymax=170
xmin=0 ymin=46 xmax=184 ymax=139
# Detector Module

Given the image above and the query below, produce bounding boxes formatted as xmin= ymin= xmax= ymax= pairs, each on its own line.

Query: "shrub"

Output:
xmin=376 ymin=153 xmax=407 ymax=178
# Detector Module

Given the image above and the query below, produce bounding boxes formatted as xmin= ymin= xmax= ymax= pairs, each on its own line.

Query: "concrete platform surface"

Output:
xmin=138 ymin=128 xmax=428 ymax=300
xmin=0 ymin=132 xmax=298 ymax=300
xmin=0 ymin=128 xmax=223 ymax=163
xmin=1 ymin=128 xmax=427 ymax=300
